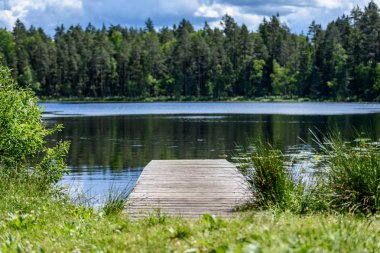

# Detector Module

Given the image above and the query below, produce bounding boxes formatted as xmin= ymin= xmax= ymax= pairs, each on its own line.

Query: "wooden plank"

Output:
xmin=148 ymin=159 xmax=229 ymax=163
xmin=128 ymin=203 xmax=249 ymax=206
xmin=126 ymin=159 xmax=252 ymax=218
xmin=127 ymin=198 xmax=251 ymax=202
xmin=136 ymin=182 xmax=245 ymax=186
xmin=131 ymin=189 xmax=249 ymax=193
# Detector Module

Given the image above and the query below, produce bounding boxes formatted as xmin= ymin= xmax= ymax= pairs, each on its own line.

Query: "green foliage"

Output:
xmin=330 ymin=43 xmax=349 ymax=100
xmin=270 ymin=60 xmax=291 ymax=96
xmin=249 ymin=59 xmax=265 ymax=96
xmin=167 ymin=225 xmax=190 ymax=239
xmin=201 ymin=214 xmax=225 ymax=231
xmin=103 ymin=186 xmax=132 ymax=216
xmin=238 ymin=141 xmax=298 ymax=210
xmin=316 ymin=133 xmax=380 ymax=214
xmin=1 ymin=179 xmax=379 ymax=253
xmin=1 ymin=2 xmax=380 ymax=101
xmin=0 ymin=66 xmax=69 ymax=184
xmin=0 ymin=29 xmax=16 ymax=69
xmin=0 ymin=67 xmax=46 ymax=165
xmin=237 ymin=132 xmax=380 ymax=215
xmin=0 ymin=167 xmax=379 ymax=252
xmin=35 ymin=141 xmax=70 ymax=184
xmin=373 ymin=63 xmax=380 ymax=95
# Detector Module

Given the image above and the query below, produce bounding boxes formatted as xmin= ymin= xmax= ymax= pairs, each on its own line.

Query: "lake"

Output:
xmin=42 ymin=102 xmax=380 ymax=203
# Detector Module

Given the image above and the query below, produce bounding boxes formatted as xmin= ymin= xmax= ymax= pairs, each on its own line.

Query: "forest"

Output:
xmin=1 ymin=2 xmax=380 ymax=101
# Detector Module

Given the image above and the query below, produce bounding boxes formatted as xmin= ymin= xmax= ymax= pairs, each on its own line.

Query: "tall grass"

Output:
xmin=237 ymin=133 xmax=380 ymax=215
xmin=103 ymin=185 xmax=132 ymax=215
xmin=237 ymin=141 xmax=299 ymax=210
xmin=315 ymin=132 xmax=380 ymax=214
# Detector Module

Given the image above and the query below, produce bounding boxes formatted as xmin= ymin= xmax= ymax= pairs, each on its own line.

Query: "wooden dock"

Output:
xmin=126 ymin=159 xmax=252 ymax=218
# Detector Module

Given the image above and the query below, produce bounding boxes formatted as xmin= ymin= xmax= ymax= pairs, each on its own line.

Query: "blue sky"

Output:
xmin=0 ymin=0 xmax=375 ymax=34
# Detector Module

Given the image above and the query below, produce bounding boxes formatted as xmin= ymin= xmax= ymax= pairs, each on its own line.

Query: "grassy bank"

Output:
xmin=236 ymin=134 xmax=380 ymax=214
xmin=2 ymin=139 xmax=379 ymax=252
xmin=1 ymin=133 xmax=380 ymax=252
xmin=1 ymin=178 xmax=379 ymax=252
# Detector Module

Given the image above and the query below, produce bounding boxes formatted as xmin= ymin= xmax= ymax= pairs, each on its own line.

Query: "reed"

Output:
xmin=237 ymin=141 xmax=297 ymax=210
xmin=103 ymin=185 xmax=132 ymax=216
xmin=315 ymin=132 xmax=380 ymax=214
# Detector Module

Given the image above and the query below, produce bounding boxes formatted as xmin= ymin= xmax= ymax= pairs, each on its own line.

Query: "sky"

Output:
xmin=0 ymin=0 xmax=376 ymax=34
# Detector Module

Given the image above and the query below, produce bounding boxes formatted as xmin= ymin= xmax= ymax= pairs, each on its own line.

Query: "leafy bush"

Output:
xmin=0 ymin=66 xmax=69 ymax=184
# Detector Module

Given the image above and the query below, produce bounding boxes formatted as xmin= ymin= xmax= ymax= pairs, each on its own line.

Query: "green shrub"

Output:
xmin=0 ymin=66 xmax=69 ymax=185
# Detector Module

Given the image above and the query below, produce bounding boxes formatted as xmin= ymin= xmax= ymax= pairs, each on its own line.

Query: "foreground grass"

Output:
xmin=2 ymin=210 xmax=379 ymax=252
xmin=1 ymin=134 xmax=380 ymax=252
xmin=0 ymin=182 xmax=379 ymax=253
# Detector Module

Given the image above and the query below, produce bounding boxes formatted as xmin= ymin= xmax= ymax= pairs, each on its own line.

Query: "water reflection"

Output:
xmin=46 ymin=113 xmax=380 ymax=200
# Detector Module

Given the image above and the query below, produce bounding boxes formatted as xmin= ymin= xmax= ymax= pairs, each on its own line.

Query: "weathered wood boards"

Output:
xmin=126 ymin=159 xmax=252 ymax=218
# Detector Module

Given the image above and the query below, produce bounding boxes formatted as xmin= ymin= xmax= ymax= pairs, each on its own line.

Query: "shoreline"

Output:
xmin=38 ymin=96 xmax=346 ymax=103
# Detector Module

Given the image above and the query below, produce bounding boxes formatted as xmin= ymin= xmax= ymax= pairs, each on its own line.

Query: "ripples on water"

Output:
xmin=41 ymin=102 xmax=380 ymax=117
xmin=43 ymin=102 xmax=380 ymax=204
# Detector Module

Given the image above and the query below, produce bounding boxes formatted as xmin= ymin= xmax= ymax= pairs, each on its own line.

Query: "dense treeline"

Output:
xmin=1 ymin=2 xmax=380 ymax=101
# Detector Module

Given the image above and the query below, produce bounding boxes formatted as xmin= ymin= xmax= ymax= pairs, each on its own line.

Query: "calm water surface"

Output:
xmin=42 ymin=102 xmax=380 ymax=202
xmin=43 ymin=102 xmax=380 ymax=116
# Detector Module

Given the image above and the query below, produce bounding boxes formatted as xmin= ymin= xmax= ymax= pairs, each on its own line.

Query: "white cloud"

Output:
xmin=159 ymin=0 xmax=200 ymax=15
xmin=0 ymin=10 xmax=18 ymax=28
xmin=49 ymin=0 xmax=82 ymax=10
xmin=195 ymin=0 xmax=378 ymax=33
xmin=314 ymin=0 xmax=346 ymax=9
xmin=0 ymin=0 xmax=83 ymax=30
xmin=0 ymin=0 xmax=378 ymax=34
xmin=195 ymin=3 xmax=226 ymax=18
xmin=195 ymin=2 xmax=264 ymax=30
